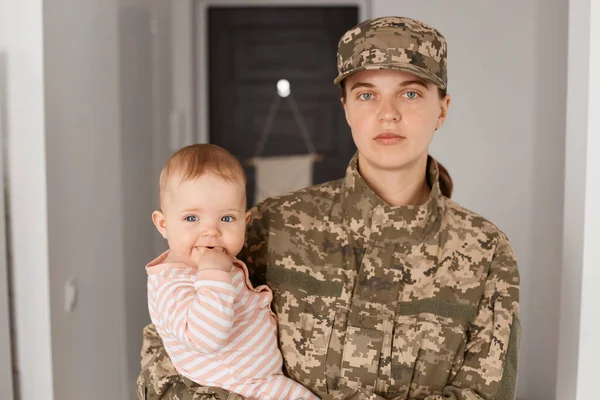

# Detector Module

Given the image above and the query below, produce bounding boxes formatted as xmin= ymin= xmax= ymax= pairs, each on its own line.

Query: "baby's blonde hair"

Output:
xmin=159 ymin=144 xmax=246 ymax=209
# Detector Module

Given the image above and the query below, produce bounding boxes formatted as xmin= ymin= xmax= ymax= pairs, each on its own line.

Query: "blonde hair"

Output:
xmin=159 ymin=144 xmax=246 ymax=208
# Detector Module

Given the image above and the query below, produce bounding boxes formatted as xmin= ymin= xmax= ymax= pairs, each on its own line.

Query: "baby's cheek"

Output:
xmin=230 ymin=229 xmax=246 ymax=254
xmin=171 ymin=229 xmax=196 ymax=251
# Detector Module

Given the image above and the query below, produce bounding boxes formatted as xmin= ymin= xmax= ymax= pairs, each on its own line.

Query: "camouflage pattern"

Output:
xmin=138 ymin=154 xmax=520 ymax=400
xmin=334 ymin=16 xmax=448 ymax=89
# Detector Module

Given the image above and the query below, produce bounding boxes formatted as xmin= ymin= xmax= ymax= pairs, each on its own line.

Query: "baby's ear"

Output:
xmin=152 ymin=210 xmax=168 ymax=239
xmin=245 ymin=211 xmax=251 ymax=224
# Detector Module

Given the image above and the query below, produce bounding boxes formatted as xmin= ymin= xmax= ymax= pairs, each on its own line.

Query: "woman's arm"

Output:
xmin=137 ymin=323 xmax=247 ymax=400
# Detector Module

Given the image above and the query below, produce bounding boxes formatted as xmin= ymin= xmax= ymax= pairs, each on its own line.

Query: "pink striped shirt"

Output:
xmin=146 ymin=251 xmax=318 ymax=400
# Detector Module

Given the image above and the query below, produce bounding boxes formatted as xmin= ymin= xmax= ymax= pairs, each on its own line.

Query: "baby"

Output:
xmin=147 ymin=144 xmax=318 ymax=400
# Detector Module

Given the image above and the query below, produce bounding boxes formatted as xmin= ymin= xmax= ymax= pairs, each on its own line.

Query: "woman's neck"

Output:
xmin=357 ymin=154 xmax=431 ymax=207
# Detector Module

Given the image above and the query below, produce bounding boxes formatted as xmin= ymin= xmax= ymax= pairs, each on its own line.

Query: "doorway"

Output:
xmin=207 ymin=6 xmax=359 ymax=207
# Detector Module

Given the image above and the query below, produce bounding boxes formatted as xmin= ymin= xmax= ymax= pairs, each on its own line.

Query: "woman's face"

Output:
xmin=342 ymin=69 xmax=450 ymax=172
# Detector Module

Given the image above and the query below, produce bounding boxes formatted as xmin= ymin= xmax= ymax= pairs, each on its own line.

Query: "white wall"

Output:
xmin=371 ymin=1 xmax=567 ymax=399
xmin=42 ymin=0 xmax=168 ymax=398
xmin=557 ymin=0 xmax=600 ymax=398
xmin=120 ymin=0 xmax=172 ymax=392
xmin=0 ymin=1 xmax=54 ymax=400
xmin=43 ymin=0 xmax=128 ymax=397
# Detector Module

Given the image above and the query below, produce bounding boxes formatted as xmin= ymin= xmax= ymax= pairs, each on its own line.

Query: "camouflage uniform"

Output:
xmin=137 ymin=17 xmax=520 ymax=400
xmin=138 ymin=155 xmax=520 ymax=400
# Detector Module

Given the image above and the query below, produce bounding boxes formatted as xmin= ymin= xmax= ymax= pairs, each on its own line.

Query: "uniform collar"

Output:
xmin=342 ymin=153 xmax=445 ymax=242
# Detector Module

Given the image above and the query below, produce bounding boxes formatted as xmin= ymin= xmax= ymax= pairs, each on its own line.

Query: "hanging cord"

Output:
xmin=252 ymin=92 xmax=282 ymax=158
xmin=286 ymin=92 xmax=316 ymax=155
xmin=252 ymin=83 xmax=317 ymax=158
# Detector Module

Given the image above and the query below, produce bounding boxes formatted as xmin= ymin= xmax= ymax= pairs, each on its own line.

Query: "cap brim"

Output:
xmin=333 ymin=62 xmax=446 ymax=90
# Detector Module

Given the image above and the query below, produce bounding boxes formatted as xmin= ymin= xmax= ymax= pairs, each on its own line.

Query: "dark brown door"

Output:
xmin=208 ymin=7 xmax=358 ymax=208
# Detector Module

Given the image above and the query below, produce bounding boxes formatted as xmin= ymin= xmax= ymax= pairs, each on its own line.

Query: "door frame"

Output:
xmin=170 ymin=0 xmax=371 ymax=148
xmin=0 ymin=52 xmax=14 ymax=400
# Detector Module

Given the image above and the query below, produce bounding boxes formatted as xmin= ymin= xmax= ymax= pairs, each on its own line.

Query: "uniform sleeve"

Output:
xmin=426 ymin=234 xmax=521 ymax=400
xmin=138 ymin=323 xmax=179 ymax=398
xmin=322 ymin=234 xmax=520 ymax=400
xmin=149 ymin=269 xmax=236 ymax=354
xmin=238 ymin=203 xmax=270 ymax=287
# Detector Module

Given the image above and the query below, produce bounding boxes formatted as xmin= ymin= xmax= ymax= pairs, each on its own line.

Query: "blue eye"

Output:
xmin=359 ymin=93 xmax=373 ymax=101
xmin=404 ymin=91 xmax=418 ymax=99
xmin=185 ymin=216 xmax=198 ymax=222
xmin=221 ymin=215 xmax=234 ymax=223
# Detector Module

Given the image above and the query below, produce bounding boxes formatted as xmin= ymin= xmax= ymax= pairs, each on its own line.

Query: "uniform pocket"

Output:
xmin=339 ymin=326 xmax=383 ymax=391
xmin=339 ymin=312 xmax=386 ymax=392
xmin=389 ymin=312 xmax=468 ymax=398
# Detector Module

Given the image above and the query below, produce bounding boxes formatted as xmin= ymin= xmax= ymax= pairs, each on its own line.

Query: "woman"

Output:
xmin=138 ymin=16 xmax=520 ymax=400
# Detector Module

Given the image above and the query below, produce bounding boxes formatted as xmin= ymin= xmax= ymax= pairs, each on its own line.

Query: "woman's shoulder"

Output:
xmin=442 ymin=198 xmax=520 ymax=304
xmin=441 ymin=197 xmax=512 ymax=247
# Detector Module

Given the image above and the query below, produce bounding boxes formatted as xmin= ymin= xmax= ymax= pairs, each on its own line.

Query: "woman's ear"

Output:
xmin=436 ymin=94 xmax=451 ymax=130
xmin=152 ymin=210 xmax=168 ymax=239
xmin=245 ymin=211 xmax=252 ymax=224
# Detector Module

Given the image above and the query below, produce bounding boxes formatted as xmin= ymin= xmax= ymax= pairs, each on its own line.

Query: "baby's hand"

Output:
xmin=193 ymin=247 xmax=233 ymax=273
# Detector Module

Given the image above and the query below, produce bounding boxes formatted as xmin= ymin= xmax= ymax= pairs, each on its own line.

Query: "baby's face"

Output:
xmin=157 ymin=174 xmax=246 ymax=265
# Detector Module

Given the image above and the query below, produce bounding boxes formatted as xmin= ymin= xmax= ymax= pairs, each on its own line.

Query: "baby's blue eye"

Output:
xmin=185 ymin=216 xmax=198 ymax=222
xmin=404 ymin=91 xmax=418 ymax=99
xmin=221 ymin=216 xmax=234 ymax=223
xmin=359 ymin=93 xmax=373 ymax=100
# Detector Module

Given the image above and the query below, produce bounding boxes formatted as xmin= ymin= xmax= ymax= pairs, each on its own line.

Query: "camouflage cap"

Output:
xmin=334 ymin=16 xmax=448 ymax=89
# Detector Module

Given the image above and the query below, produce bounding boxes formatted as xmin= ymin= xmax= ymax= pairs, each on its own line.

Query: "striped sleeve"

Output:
xmin=148 ymin=267 xmax=236 ymax=354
